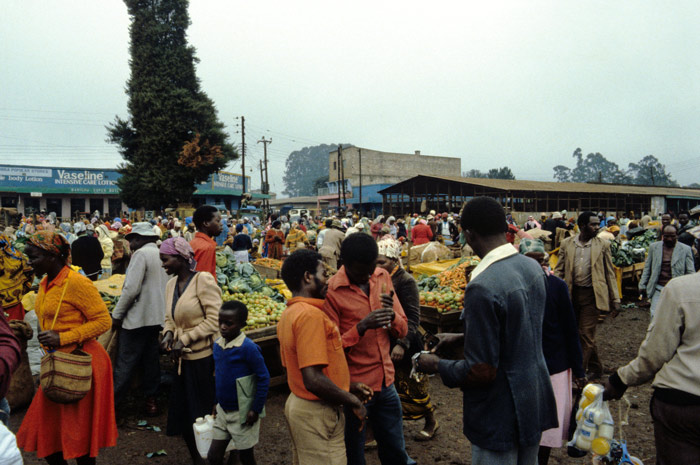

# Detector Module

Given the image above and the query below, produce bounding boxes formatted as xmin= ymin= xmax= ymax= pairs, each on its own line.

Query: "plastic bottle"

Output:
xmin=193 ymin=415 xmax=214 ymax=458
xmin=598 ymin=421 xmax=614 ymax=440
xmin=584 ymin=407 xmax=605 ymax=425
xmin=578 ymin=419 xmax=598 ymax=447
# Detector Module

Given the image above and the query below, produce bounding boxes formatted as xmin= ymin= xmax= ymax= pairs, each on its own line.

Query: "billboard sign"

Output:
xmin=0 ymin=165 xmax=121 ymax=194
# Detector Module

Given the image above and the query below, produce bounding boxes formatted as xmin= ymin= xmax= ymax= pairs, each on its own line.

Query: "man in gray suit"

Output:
xmin=639 ymin=224 xmax=695 ymax=318
xmin=112 ymin=222 xmax=169 ymax=416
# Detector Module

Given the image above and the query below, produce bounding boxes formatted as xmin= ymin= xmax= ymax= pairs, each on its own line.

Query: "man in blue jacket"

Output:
xmin=417 ymin=196 xmax=557 ymax=465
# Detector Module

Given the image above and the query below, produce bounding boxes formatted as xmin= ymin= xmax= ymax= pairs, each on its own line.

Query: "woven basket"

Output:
xmin=40 ymin=349 xmax=93 ymax=404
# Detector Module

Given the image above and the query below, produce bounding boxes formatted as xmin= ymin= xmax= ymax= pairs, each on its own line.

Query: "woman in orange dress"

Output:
xmin=265 ymin=220 xmax=285 ymax=259
xmin=17 ymin=232 xmax=117 ymax=465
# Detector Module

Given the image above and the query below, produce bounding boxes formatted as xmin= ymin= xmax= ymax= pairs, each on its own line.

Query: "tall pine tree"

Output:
xmin=108 ymin=0 xmax=236 ymax=209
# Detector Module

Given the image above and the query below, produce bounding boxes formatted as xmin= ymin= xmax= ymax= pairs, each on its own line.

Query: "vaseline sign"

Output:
xmin=0 ymin=165 xmax=120 ymax=194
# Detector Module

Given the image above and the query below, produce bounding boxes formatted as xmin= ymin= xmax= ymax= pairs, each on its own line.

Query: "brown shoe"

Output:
xmin=145 ymin=397 xmax=159 ymax=417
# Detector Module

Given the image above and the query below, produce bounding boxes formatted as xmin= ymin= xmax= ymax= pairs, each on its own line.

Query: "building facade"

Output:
xmin=0 ymin=164 xmax=262 ymax=219
xmin=322 ymin=147 xmax=461 ymax=214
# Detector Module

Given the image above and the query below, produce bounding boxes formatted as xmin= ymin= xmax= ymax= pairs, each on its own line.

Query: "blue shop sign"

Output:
xmin=195 ymin=171 xmax=250 ymax=195
xmin=0 ymin=165 xmax=121 ymax=194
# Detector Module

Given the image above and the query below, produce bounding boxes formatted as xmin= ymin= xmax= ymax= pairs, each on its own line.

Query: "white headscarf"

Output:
xmin=377 ymin=237 xmax=401 ymax=260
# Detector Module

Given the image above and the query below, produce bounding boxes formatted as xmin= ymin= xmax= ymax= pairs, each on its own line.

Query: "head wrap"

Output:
xmin=28 ymin=232 xmax=71 ymax=263
xmin=377 ymin=237 xmax=401 ymax=260
xmin=608 ymin=225 xmax=620 ymax=233
xmin=160 ymin=237 xmax=197 ymax=271
xmin=235 ymin=224 xmax=244 ymax=233
xmin=59 ymin=222 xmax=72 ymax=234
xmin=518 ymin=238 xmax=546 ymax=255
xmin=419 ymin=219 xmax=427 ymax=225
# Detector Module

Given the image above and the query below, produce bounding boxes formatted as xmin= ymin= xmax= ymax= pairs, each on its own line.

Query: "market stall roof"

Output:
xmin=379 ymin=175 xmax=700 ymax=198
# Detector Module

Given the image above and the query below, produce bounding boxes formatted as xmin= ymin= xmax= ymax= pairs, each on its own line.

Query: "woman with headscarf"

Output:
xmin=375 ymin=237 xmax=438 ymax=440
xmin=370 ymin=215 xmax=385 ymax=240
xmin=411 ymin=218 xmax=433 ymax=245
xmin=265 ymin=221 xmax=285 ymax=260
xmin=95 ymin=224 xmax=114 ymax=278
xmin=518 ymin=239 xmax=585 ymax=465
xmin=16 ymin=232 xmax=117 ymax=465
xmin=284 ymin=221 xmax=309 ymax=253
xmin=159 ymin=238 xmax=219 ymax=465
xmin=0 ymin=233 xmax=33 ymax=321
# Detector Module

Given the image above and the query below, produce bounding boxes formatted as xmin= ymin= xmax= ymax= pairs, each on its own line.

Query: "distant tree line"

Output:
xmin=462 ymin=166 xmax=516 ymax=180
xmin=553 ymin=148 xmax=680 ymax=187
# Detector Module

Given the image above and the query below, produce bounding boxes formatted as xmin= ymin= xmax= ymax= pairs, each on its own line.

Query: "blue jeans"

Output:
xmin=472 ymin=443 xmax=539 ymax=465
xmin=344 ymin=383 xmax=415 ymax=465
xmin=0 ymin=397 xmax=9 ymax=425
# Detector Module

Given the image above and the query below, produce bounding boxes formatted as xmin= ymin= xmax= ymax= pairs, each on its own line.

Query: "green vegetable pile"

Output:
xmin=609 ymin=229 xmax=656 ymax=267
xmin=215 ymin=250 xmax=284 ymax=302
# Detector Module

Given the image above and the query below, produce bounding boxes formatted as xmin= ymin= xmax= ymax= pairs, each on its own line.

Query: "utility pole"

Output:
xmin=257 ymin=136 xmax=272 ymax=212
xmin=649 ymin=166 xmax=655 ymax=185
xmin=240 ymin=116 xmax=246 ymax=194
xmin=358 ymin=148 xmax=362 ymax=214
xmin=339 ymin=144 xmax=347 ymax=208
xmin=337 ymin=146 xmax=342 ymax=212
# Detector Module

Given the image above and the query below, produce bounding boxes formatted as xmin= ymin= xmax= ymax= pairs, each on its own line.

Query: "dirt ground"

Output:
xmin=11 ymin=299 xmax=655 ymax=465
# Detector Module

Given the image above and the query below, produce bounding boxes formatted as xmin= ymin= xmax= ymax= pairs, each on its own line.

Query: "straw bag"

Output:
xmin=39 ymin=274 xmax=93 ymax=404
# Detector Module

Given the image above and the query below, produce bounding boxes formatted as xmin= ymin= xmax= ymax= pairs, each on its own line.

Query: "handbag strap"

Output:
xmin=38 ymin=272 xmax=70 ymax=332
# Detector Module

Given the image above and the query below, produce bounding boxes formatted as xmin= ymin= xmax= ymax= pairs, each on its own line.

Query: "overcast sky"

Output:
xmin=2 ymin=0 xmax=699 ymax=194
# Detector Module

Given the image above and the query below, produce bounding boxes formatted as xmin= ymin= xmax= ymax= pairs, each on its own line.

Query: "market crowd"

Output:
xmin=0 ymin=201 xmax=699 ymax=465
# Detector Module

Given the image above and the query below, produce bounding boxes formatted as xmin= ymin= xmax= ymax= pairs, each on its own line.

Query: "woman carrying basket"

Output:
xmin=17 ymin=232 xmax=117 ymax=465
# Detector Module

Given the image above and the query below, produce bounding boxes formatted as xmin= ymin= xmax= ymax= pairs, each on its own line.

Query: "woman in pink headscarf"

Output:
xmin=159 ymin=238 xmax=220 ymax=465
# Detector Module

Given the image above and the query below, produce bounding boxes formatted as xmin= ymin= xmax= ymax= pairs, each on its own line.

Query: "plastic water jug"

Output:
xmin=193 ymin=415 xmax=215 ymax=458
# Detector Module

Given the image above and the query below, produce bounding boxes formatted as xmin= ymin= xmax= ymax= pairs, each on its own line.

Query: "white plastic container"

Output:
xmin=598 ymin=421 xmax=614 ymax=440
xmin=193 ymin=415 xmax=215 ymax=458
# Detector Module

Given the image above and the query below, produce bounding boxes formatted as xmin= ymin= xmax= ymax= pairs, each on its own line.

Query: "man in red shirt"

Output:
xmin=323 ymin=233 xmax=415 ymax=465
xmin=278 ymin=249 xmax=369 ymax=464
xmin=190 ymin=205 xmax=222 ymax=279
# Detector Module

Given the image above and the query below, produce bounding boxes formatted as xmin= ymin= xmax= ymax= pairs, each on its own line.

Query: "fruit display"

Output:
xmin=222 ymin=291 xmax=286 ymax=330
xmin=254 ymin=258 xmax=282 ymax=270
xmin=216 ymin=251 xmax=287 ymax=330
xmin=417 ymin=256 xmax=480 ymax=313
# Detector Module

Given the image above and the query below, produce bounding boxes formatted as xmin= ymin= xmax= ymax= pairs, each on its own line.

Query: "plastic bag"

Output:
xmin=567 ymin=383 xmax=615 ymax=456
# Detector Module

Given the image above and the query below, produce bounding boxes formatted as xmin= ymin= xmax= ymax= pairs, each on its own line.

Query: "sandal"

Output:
xmin=414 ymin=421 xmax=439 ymax=441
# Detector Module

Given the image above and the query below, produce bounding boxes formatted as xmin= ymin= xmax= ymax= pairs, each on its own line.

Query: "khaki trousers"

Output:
xmin=284 ymin=392 xmax=346 ymax=465
xmin=572 ymin=286 xmax=603 ymax=377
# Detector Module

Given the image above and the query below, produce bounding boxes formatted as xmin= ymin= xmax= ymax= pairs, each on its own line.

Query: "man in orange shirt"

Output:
xmin=323 ymin=233 xmax=415 ymax=465
xmin=278 ymin=249 xmax=369 ymax=465
xmin=189 ymin=205 xmax=222 ymax=279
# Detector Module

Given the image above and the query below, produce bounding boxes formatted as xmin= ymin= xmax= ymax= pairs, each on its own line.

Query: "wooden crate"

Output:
xmin=420 ymin=305 xmax=463 ymax=334
xmin=253 ymin=264 xmax=280 ymax=280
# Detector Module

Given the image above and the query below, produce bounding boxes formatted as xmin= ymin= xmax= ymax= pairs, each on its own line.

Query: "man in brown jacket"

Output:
xmin=554 ymin=211 xmax=620 ymax=379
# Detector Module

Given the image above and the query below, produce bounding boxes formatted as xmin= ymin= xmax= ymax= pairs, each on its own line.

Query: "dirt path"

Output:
xmin=11 ymin=303 xmax=655 ymax=464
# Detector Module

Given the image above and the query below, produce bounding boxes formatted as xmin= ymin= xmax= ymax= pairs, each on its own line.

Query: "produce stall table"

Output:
xmin=246 ymin=325 xmax=287 ymax=387
xmin=419 ymin=305 xmax=462 ymax=334
xmin=252 ymin=264 xmax=281 ymax=280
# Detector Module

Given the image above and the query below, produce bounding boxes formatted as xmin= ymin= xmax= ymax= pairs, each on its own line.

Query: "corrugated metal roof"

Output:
xmin=379 ymin=175 xmax=700 ymax=198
